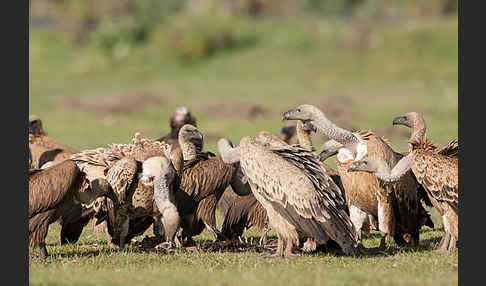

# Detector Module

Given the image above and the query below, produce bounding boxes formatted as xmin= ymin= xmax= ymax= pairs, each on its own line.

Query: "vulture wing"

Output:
xmin=240 ymin=140 xmax=357 ymax=246
xmin=29 ymin=160 xmax=83 ymax=218
xmin=105 ymin=157 xmax=138 ymax=205
xmin=412 ymin=150 xmax=458 ymax=213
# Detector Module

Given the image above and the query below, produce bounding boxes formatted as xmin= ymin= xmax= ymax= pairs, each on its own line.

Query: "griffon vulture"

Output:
xmin=219 ymin=132 xmax=360 ymax=257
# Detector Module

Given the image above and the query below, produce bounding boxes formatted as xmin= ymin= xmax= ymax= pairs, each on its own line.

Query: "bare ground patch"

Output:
xmin=197 ymin=101 xmax=272 ymax=122
xmin=54 ymin=92 xmax=167 ymax=117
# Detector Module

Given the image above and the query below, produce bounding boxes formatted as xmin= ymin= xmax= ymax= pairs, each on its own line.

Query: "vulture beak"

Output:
xmin=317 ymin=149 xmax=338 ymax=162
xmin=28 ymin=125 xmax=36 ymax=134
xmin=95 ymin=213 xmax=107 ymax=225
xmin=392 ymin=116 xmax=408 ymax=126
xmin=282 ymin=110 xmax=295 ymax=121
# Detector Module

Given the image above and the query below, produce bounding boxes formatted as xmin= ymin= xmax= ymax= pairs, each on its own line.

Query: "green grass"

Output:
xmin=29 ymin=15 xmax=458 ymax=285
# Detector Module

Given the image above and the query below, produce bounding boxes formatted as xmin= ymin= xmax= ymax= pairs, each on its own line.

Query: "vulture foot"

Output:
xmin=302 ymin=237 xmax=317 ymax=253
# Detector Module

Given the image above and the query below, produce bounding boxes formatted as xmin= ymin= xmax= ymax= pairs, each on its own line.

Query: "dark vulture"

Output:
xmin=219 ymin=132 xmax=360 ymax=257
xmin=29 ymin=159 xmax=118 ymax=259
xmin=174 ymin=124 xmax=251 ymax=245
xmin=282 ymin=104 xmax=429 ymax=250
xmin=155 ymin=106 xmax=197 ymax=148
xmin=29 ymin=115 xmax=103 ymax=246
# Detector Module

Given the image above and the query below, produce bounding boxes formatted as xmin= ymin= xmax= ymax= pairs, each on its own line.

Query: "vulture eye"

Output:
xmin=297 ymin=109 xmax=301 ymax=112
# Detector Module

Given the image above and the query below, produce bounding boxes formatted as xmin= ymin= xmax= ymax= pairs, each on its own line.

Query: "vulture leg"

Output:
xmin=118 ymin=214 xmax=130 ymax=250
xmin=447 ymin=235 xmax=457 ymax=252
xmin=259 ymin=217 xmax=270 ymax=246
xmin=153 ymin=216 xmax=165 ymax=239
xmin=302 ymin=237 xmax=317 ymax=253
xmin=39 ymin=244 xmax=48 ymax=260
xmin=203 ymin=221 xmax=225 ymax=242
xmin=161 ymin=207 xmax=181 ymax=248
xmin=283 ymin=237 xmax=296 ymax=258
xmin=272 ymin=234 xmax=284 ymax=258
xmin=349 ymin=205 xmax=368 ymax=246
xmin=436 ymin=232 xmax=451 ymax=253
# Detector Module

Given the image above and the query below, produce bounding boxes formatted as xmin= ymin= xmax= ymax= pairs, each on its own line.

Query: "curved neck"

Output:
xmin=312 ymin=111 xmax=359 ymax=146
xmin=296 ymin=121 xmax=312 ymax=151
xmin=179 ymin=138 xmax=198 ymax=161
xmin=374 ymin=154 xmax=412 ymax=183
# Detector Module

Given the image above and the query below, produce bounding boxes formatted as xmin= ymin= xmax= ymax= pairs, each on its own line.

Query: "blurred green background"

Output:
xmin=29 ymin=0 xmax=458 ymax=162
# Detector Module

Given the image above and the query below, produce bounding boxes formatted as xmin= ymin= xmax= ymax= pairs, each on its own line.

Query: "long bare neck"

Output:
xmin=311 ymin=110 xmax=359 ymax=146
xmin=296 ymin=121 xmax=312 ymax=150
xmin=409 ymin=119 xmax=426 ymax=151
xmin=374 ymin=154 xmax=412 ymax=183
xmin=180 ymin=139 xmax=197 ymax=161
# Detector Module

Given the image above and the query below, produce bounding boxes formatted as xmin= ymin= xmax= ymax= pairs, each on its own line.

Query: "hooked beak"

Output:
xmin=317 ymin=149 xmax=338 ymax=162
xmin=282 ymin=109 xmax=296 ymax=121
xmin=392 ymin=116 xmax=407 ymax=126
xmin=95 ymin=213 xmax=107 ymax=225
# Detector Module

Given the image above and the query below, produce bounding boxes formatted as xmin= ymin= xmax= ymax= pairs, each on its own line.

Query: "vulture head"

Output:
xmin=218 ymin=138 xmax=241 ymax=164
xmin=282 ymin=104 xmax=320 ymax=123
xmin=347 ymin=158 xmax=390 ymax=176
xmin=79 ymin=178 xmax=119 ymax=206
xmin=179 ymin=124 xmax=203 ymax=144
xmin=317 ymin=139 xmax=343 ymax=162
xmin=392 ymin=112 xmax=425 ymax=130
xmin=140 ymin=156 xmax=177 ymax=187
xmin=171 ymin=106 xmax=197 ymax=131
xmin=29 ymin=115 xmax=44 ymax=135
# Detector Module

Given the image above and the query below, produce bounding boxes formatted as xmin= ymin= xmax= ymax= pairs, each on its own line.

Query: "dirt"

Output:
xmin=198 ymin=102 xmax=272 ymax=121
xmin=55 ymin=92 xmax=167 ymax=117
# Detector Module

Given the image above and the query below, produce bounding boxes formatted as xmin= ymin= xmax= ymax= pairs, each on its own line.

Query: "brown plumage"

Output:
xmin=220 ymin=132 xmax=360 ymax=257
xmin=392 ymin=112 xmax=458 ymax=251
xmin=29 ymin=159 xmax=118 ymax=259
xmin=29 ymin=115 xmax=79 ymax=169
xmin=282 ymin=104 xmax=427 ymax=250
xmin=175 ymin=124 xmax=250 ymax=244
xmin=28 ymin=115 xmax=103 ymax=246
xmin=70 ymin=134 xmax=181 ymax=249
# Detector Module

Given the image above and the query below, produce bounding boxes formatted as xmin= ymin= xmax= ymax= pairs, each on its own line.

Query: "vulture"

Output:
xmin=29 ymin=159 xmax=118 ymax=259
xmin=28 ymin=115 xmax=101 ymax=246
xmin=282 ymin=104 xmax=427 ymax=250
xmin=219 ymin=132 xmax=360 ymax=257
xmin=156 ymin=106 xmax=197 ymax=148
xmin=318 ymin=138 xmax=435 ymax=232
xmin=174 ymin=124 xmax=251 ymax=245
xmin=70 ymin=133 xmax=183 ymax=250
xmin=349 ymin=111 xmax=456 ymax=252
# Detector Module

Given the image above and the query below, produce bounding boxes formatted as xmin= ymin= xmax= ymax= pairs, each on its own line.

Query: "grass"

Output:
xmin=29 ymin=14 xmax=458 ymax=285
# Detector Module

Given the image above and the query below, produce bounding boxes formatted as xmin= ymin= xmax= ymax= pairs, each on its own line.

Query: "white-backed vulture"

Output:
xmin=219 ymin=132 xmax=360 ymax=257
xmin=282 ymin=104 xmax=426 ymax=250
xmin=70 ymin=133 xmax=183 ymax=250
xmin=29 ymin=159 xmax=118 ymax=259
xmin=155 ymin=106 xmax=197 ymax=148
xmin=175 ymin=124 xmax=251 ymax=245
